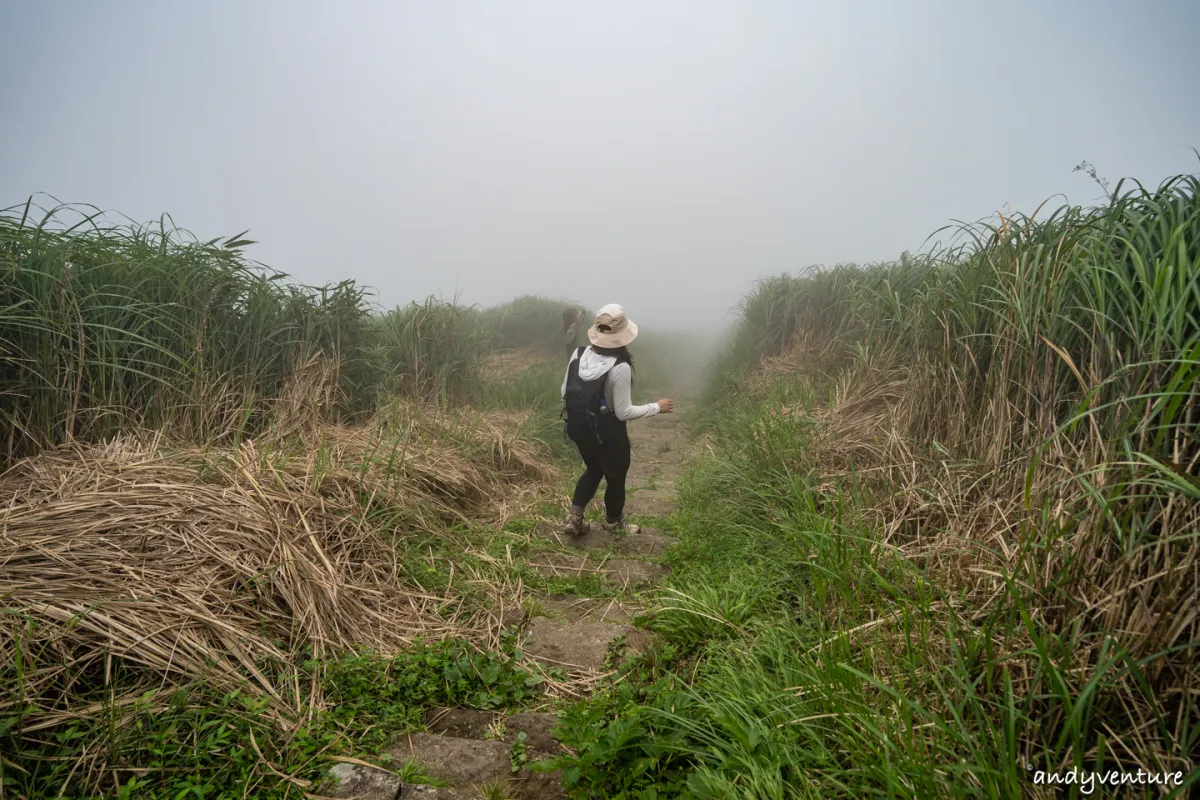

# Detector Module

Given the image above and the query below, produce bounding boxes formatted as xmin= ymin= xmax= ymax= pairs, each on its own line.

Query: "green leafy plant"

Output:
xmin=510 ymin=730 xmax=529 ymax=773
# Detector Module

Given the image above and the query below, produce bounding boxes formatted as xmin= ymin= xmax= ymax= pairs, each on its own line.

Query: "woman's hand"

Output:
xmin=657 ymin=398 xmax=675 ymax=413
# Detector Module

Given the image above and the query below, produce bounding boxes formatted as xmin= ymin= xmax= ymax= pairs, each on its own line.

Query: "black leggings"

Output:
xmin=568 ymin=416 xmax=631 ymax=522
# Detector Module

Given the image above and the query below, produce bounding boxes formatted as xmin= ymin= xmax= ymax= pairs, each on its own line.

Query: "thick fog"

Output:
xmin=2 ymin=1 xmax=1197 ymax=329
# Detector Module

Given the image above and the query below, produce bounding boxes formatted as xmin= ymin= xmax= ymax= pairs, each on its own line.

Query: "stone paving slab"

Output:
xmin=521 ymin=616 xmax=633 ymax=671
xmin=387 ymin=734 xmax=510 ymax=788
xmin=329 ymin=710 xmax=571 ymax=798
xmin=421 ymin=708 xmax=562 ymax=755
xmin=325 ymin=762 xmax=402 ymax=799
xmin=385 ymin=733 xmax=564 ymax=800
xmin=402 ymin=787 xmax=462 ymax=799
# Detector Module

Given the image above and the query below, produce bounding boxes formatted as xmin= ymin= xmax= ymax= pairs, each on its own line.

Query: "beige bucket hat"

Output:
xmin=587 ymin=303 xmax=639 ymax=348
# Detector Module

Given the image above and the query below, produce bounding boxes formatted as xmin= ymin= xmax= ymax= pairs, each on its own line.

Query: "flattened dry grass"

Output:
xmin=0 ymin=200 xmax=578 ymax=794
xmin=0 ymin=403 xmax=556 ymax=743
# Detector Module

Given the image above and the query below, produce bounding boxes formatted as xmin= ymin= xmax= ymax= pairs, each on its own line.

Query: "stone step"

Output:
xmin=326 ymin=711 xmax=566 ymax=799
xmin=395 ymin=732 xmax=562 ymax=799
xmin=324 ymin=762 xmax=402 ymax=800
xmin=404 ymin=787 xmax=461 ymax=799
xmin=527 ymin=552 xmax=668 ymax=589
xmin=388 ymin=733 xmax=507 ymax=791
xmin=534 ymin=521 xmax=675 ymax=557
xmin=423 ymin=708 xmax=560 ymax=754
xmin=521 ymin=615 xmax=653 ymax=672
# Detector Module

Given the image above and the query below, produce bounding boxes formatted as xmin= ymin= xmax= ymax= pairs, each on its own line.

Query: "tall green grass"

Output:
xmin=710 ymin=174 xmax=1200 ymax=460
xmin=0 ymin=200 xmax=381 ymax=463
xmin=558 ymin=171 xmax=1199 ymax=797
xmin=0 ymin=201 xmax=586 ymax=466
xmin=0 ymin=201 xmax=578 ymax=797
xmin=373 ymin=298 xmax=489 ymax=404
xmin=477 ymin=294 xmax=583 ymax=355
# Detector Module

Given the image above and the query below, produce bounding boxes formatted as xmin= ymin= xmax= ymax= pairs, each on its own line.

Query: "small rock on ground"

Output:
xmin=496 ymin=601 xmax=528 ymax=631
xmin=324 ymin=762 xmax=402 ymax=800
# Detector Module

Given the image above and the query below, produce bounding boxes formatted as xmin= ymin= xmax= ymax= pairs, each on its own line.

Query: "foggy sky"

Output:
xmin=2 ymin=1 xmax=1197 ymax=329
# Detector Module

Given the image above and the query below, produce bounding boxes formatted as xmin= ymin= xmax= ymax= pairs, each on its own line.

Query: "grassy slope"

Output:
xmin=6 ymin=171 xmax=1195 ymax=797
xmin=551 ymin=173 xmax=1199 ymax=798
xmin=0 ymin=403 xmax=565 ymax=799
xmin=0 ymin=203 xmax=588 ymax=798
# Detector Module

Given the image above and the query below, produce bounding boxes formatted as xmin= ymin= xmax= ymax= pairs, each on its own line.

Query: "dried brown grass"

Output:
xmin=0 ymin=402 xmax=556 ymax=735
xmin=763 ymin=336 xmax=1198 ymax=772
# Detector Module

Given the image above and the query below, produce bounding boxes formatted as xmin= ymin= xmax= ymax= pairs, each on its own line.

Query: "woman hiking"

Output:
xmin=560 ymin=304 xmax=674 ymax=535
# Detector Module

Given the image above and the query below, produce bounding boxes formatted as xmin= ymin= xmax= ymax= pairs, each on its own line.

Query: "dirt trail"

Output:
xmin=625 ymin=404 xmax=689 ymax=517
xmin=327 ymin=399 xmax=693 ymax=800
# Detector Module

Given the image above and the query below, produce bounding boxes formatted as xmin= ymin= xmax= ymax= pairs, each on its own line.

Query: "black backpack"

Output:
xmin=561 ymin=346 xmax=630 ymax=444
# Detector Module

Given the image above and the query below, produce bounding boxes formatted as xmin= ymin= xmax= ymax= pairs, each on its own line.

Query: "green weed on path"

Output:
xmin=1 ymin=640 xmax=542 ymax=800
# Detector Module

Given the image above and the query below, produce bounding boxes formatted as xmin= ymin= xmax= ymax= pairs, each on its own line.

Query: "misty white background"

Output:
xmin=2 ymin=1 xmax=1197 ymax=328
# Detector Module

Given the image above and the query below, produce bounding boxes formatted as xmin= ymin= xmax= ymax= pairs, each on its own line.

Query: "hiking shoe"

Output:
xmin=602 ymin=518 xmax=640 ymax=535
xmin=560 ymin=511 xmax=587 ymax=536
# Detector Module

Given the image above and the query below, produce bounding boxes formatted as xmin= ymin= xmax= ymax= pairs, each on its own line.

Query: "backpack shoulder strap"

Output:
xmin=566 ymin=347 xmax=585 ymax=378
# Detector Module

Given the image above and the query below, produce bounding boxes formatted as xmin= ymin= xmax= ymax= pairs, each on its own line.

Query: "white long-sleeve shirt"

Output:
xmin=561 ymin=347 xmax=660 ymax=421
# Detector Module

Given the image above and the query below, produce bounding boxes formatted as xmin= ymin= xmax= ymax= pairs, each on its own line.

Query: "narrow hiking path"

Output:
xmin=327 ymin=402 xmax=694 ymax=799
